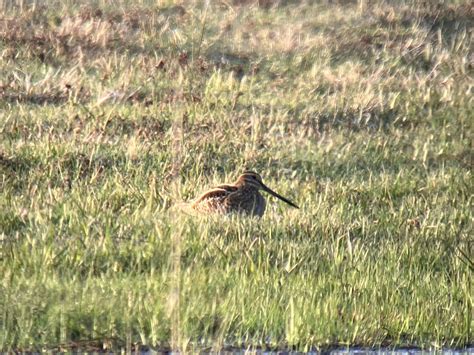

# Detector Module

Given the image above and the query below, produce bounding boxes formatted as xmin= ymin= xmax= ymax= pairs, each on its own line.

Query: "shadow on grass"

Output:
xmin=0 ymin=92 xmax=70 ymax=105
xmin=0 ymin=151 xmax=116 ymax=191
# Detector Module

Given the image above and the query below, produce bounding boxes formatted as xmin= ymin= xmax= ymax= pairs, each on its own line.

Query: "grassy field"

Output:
xmin=0 ymin=0 xmax=472 ymax=352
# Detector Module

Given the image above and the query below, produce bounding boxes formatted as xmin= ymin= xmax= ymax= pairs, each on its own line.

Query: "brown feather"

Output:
xmin=190 ymin=172 xmax=297 ymax=217
xmin=192 ymin=188 xmax=231 ymax=214
xmin=193 ymin=188 xmax=229 ymax=204
xmin=214 ymin=184 xmax=239 ymax=192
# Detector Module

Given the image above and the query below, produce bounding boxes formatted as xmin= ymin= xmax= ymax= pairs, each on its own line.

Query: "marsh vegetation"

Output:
xmin=0 ymin=0 xmax=472 ymax=352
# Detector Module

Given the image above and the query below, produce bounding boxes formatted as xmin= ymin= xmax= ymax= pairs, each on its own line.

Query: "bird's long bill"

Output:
xmin=261 ymin=184 xmax=299 ymax=209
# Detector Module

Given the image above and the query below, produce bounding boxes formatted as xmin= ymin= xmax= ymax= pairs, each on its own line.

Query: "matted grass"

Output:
xmin=0 ymin=0 xmax=472 ymax=352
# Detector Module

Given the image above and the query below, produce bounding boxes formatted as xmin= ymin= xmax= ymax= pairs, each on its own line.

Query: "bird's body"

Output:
xmin=191 ymin=171 xmax=298 ymax=217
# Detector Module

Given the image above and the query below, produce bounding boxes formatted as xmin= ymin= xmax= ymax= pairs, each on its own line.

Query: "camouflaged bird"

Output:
xmin=191 ymin=171 xmax=299 ymax=217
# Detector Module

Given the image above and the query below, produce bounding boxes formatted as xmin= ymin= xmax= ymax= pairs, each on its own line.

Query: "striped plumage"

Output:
xmin=191 ymin=171 xmax=299 ymax=217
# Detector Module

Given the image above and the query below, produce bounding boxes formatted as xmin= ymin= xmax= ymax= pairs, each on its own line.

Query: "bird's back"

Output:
xmin=192 ymin=184 xmax=265 ymax=216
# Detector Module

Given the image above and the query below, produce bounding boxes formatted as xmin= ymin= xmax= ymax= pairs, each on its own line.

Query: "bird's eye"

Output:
xmin=252 ymin=175 xmax=257 ymax=179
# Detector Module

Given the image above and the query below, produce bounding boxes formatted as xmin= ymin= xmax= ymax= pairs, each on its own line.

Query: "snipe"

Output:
xmin=191 ymin=171 xmax=299 ymax=217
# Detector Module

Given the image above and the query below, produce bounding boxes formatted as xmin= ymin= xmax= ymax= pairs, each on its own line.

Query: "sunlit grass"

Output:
xmin=0 ymin=0 xmax=472 ymax=352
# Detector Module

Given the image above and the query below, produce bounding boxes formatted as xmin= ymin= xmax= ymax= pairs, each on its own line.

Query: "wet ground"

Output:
xmin=137 ymin=347 xmax=474 ymax=355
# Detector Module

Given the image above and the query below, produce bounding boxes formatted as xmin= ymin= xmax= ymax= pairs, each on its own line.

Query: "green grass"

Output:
xmin=0 ymin=0 xmax=472 ymax=352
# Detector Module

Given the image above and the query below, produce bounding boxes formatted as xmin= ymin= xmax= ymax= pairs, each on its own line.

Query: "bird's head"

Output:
xmin=236 ymin=171 xmax=299 ymax=209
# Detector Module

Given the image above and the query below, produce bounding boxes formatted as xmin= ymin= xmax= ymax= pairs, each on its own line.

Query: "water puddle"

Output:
xmin=327 ymin=347 xmax=473 ymax=355
xmin=138 ymin=347 xmax=474 ymax=355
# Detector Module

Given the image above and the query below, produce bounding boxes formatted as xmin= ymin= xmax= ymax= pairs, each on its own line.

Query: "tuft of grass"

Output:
xmin=1 ymin=0 xmax=472 ymax=352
